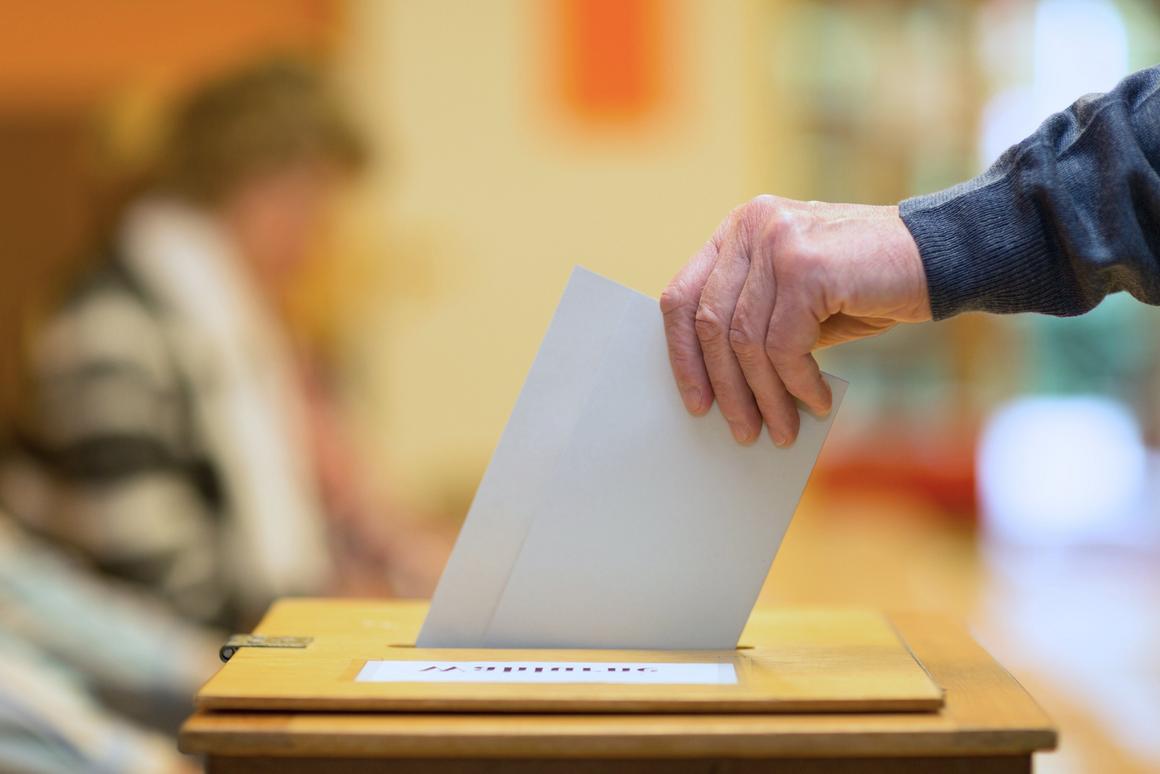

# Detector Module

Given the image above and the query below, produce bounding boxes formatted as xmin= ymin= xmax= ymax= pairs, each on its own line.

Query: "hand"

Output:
xmin=660 ymin=195 xmax=931 ymax=446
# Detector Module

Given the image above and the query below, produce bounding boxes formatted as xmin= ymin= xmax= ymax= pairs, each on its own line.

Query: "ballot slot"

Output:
xmin=386 ymin=642 xmax=755 ymax=649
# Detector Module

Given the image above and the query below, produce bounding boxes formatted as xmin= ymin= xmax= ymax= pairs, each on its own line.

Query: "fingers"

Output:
xmin=660 ymin=238 xmax=719 ymax=415
xmin=765 ymin=292 xmax=832 ymax=417
xmin=694 ymin=228 xmax=762 ymax=444
xmin=665 ymin=197 xmax=842 ymax=447
xmin=730 ymin=258 xmax=800 ymax=446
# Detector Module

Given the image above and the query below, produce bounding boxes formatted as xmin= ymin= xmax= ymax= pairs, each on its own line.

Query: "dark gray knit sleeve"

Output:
xmin=899 ymin=66 xmax=1160 ymax=320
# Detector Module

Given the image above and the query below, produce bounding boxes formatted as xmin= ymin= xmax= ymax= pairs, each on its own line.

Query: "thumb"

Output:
xmin=816 ymin=313 xmax=897 ymax=348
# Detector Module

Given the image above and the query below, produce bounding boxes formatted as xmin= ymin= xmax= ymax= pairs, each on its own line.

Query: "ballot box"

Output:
xmin=180 ymin=599 xmax=1056 ymax=773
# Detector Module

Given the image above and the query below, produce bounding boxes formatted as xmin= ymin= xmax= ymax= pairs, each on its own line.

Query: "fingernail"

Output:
xmin=682 ymin=386 xmax=703 ymax=412
xmin=817 ymin=382 xmax=833 ymax=416
xmin=771 ymin=430 xmax=789 ymax=447
xmin=730 ymin=421 xmax=755 ymax=444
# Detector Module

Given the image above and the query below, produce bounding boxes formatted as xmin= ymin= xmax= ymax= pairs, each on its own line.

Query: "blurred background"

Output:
xmin=0 ymin=1 xmax=1158 ymax=772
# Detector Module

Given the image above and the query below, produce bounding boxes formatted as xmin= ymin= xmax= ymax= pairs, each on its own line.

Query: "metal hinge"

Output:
xmin=220 ymin=634 xmax=313 ymax=662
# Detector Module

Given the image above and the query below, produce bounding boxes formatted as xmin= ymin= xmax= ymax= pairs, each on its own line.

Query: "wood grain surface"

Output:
xmin=194 ymin=599 xmax=943 ymax=713
xmin=203 ymin=755 xmax=1033 ymax=773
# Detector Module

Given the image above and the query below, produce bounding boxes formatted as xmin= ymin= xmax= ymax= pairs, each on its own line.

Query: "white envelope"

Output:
xmin=418 ymin=267 xmax=847 ymax=649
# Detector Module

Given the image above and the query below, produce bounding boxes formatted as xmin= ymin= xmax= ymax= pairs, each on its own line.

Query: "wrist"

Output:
xmin=890 ymin=205 xmax=933 ymax=322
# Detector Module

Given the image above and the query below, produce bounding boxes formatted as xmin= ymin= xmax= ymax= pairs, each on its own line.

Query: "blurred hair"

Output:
xmin=0 ymin=59 xmax=368 ymax=438
xmin=156 ymin=58 xmax=368 ymax=204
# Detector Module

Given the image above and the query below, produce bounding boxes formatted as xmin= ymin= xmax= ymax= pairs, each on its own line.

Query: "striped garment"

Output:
xmin=0 ymin=513 xmax=215 ymax=772
xmin=1 ymin=197 xmax=333 ymax=631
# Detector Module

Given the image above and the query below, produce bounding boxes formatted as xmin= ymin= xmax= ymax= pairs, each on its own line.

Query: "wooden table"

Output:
xmin=181 ymin=610 xmax=1055 ymax=773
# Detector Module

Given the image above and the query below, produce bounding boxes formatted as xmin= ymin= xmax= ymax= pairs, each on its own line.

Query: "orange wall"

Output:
xmin=0 ymin=0 xmax=341 ymax=110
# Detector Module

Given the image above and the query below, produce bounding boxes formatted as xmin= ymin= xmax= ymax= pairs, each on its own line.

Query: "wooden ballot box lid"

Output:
xmin=194 ymin=599 xmax=944 ymax=714
xmin=181 ymin=610 xmax=1056 ymax=764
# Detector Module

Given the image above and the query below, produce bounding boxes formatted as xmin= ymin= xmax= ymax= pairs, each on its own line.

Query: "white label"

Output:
xmin=356 ymin=660 xmax=737 ymax=685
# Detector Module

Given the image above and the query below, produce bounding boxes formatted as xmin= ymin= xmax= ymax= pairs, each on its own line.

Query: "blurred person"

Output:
xmin=0 ymin=60 xmax=452 ymax=772
xmin=0 ymin=510 xmax=209 ymax=774
xmin=0 ymin=59 xmax=442 ymax=640
xmin=662 ymin=65 xmax=1160 ymax=446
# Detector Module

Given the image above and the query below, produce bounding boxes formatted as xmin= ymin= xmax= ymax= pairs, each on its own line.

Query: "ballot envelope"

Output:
xmin=419 ymin=266 xmax=848 ymax=650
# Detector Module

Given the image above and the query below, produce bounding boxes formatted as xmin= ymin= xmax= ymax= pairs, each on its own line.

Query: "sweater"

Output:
xmin=900 ymin=66 xmax=1160 ymax=320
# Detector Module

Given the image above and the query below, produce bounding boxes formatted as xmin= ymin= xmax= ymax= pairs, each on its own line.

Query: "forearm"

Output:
xmin=900 ymin=66 xmax=1160 ymax=319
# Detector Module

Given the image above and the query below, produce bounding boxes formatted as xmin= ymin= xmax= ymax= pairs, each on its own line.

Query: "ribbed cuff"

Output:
xmin=900 ymin=176 xmax=1087 ymax=320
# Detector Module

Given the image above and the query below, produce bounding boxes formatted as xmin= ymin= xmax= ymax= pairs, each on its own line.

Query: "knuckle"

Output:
xmin=734 ymin=198 xmax=773 ymax=241
xmin=744 ymin=194 xmax=778 ymax=219
xmin=693 ymin=303 xmax=728 ymax=344
xmin=743 ymin=199 xmax=810 ymax=260
xmin=727 ymin=324 xmax=758 ymax=355
xmin=659 ymin=280 xmax=692 ymax=318
xmin=764 ymin=330 xmax=793 ymax=362
xmin=727 ymin=313 xmax=763 ymax=361
xmin=766 ymin=207 xmax=804 ymax=244
xmin=720 ymin=197 xmax=774 ymax=244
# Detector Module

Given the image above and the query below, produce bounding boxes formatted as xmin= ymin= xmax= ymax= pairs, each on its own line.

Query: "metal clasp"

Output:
xmin=220 ymin=634 xmax=313 ymax=662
